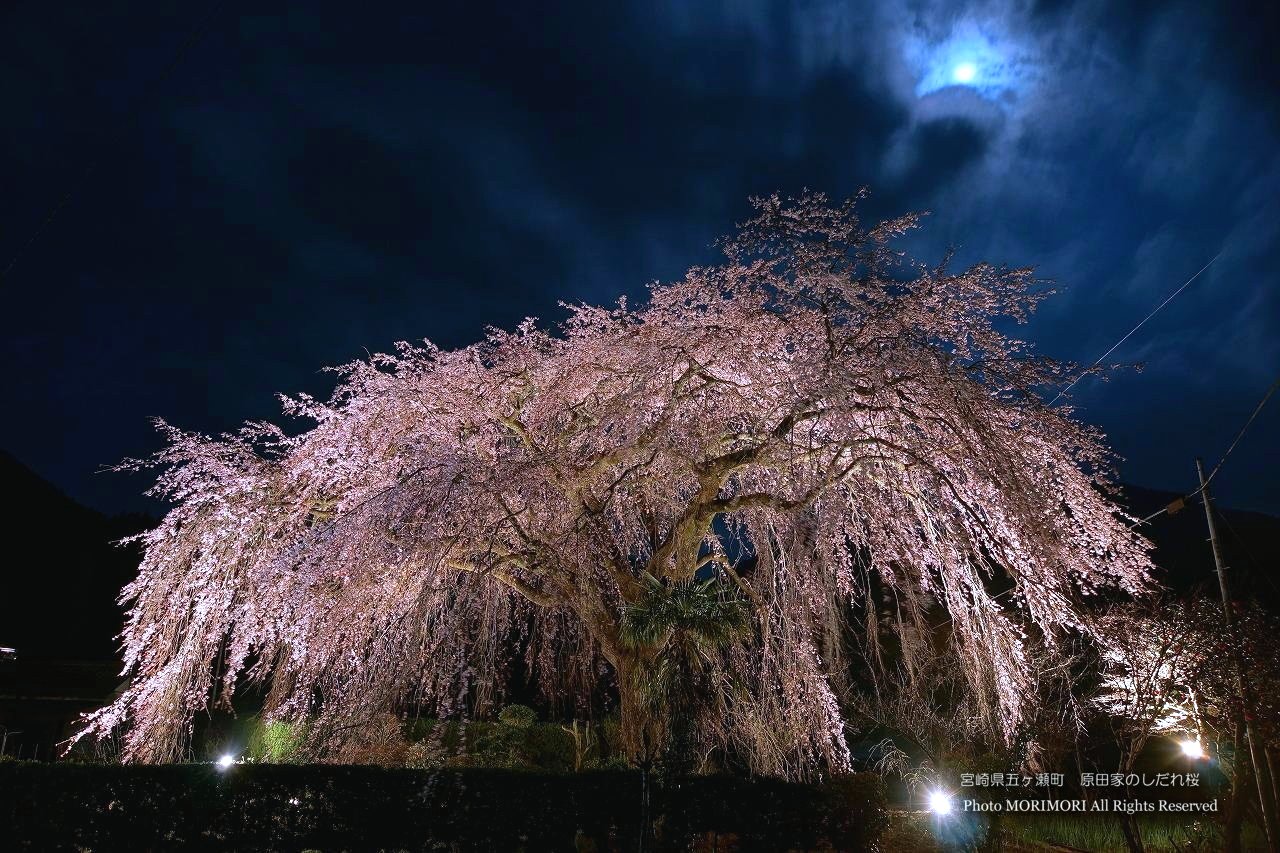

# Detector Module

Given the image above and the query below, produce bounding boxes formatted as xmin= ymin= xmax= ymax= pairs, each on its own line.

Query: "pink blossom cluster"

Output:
xmin=76 ymin=193 xmax=1152 ymax=773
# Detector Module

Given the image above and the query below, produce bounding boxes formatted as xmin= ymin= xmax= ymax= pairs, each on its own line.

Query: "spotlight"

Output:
xmin=928 ymin=789 xmax=954 ymax=815
xmin=216 ymin=753 xmax=237 ymax=770
xmin=1179 ymin=739 xmax=1205 ymax=759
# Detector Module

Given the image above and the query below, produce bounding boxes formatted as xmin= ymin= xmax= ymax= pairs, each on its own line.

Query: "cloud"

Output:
xmin=0 ymin=0 xmax=1276 ymax=512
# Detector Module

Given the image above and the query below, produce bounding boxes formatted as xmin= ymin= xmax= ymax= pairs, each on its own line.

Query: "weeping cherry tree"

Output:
xmin=78 ymin=192 xmax=1153 ymax=775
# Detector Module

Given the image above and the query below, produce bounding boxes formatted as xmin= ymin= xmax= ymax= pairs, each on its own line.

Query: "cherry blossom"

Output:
xmin=77 ymin=193 xmax=1153 ymax=774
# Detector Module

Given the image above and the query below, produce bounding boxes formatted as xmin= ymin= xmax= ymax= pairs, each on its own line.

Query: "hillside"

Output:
xmin=0 ymin=451 xmax=1275 ymax=662
xmin=0 ymin=451 xmax=151 ymax=662
xmin=1119 ymin=483 xmax=1280 ymax=608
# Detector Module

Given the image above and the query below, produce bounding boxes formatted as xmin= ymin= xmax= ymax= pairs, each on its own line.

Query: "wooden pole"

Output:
xmin=1197 ymin=458 xmax=1278 ymax=851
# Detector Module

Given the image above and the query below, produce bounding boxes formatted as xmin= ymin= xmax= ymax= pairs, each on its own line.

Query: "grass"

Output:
xmin=1004 ymin=812 xmax=1268 ymax=851
xmin=882 ymin=813 xmax=945 ymax=852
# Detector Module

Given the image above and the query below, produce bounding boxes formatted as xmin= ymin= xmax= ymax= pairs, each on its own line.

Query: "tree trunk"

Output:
xmin=1118 ymin=751 xmax=1145 ymax=853
xmin=1118 ymin=811 xmax=1144 ymax=853
xmin=612 ymin=652 xmax=664 ymax=853
xmin=615 ymin=652 xmax=663 ymax=767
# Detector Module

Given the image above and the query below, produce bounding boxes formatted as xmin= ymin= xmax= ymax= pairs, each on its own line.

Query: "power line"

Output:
xmin=1200 ymin=372 xmax=1280 ymax=491
xmin=1049 ymin=252 xmax=1222 ymax=406
xmin=1130 ymin=371 xmax=1280 ymax=529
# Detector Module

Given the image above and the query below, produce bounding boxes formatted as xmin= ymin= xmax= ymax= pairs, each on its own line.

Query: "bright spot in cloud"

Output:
xmin=928 ymin=789 xmax=954 ymax=815
xmin=908 ymin=20 xmax=1035 ymax=100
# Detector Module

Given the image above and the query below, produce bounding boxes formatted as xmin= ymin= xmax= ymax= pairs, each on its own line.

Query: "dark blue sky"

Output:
xmin=3 ymin=1 xmax=1277 ymax=515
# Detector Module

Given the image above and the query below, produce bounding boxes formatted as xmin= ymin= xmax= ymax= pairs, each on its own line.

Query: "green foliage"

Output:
xmin=245 ymin=718 xmax=304 ymax=764
xmin=520 ymin=722 xmax=575 ymax=771
xmin=620 ymin=575 xmax=751 ymax=772
xmin=471 ymin=718 xmax=538 ymax=770
xmin=496 ymin=704 xmax=537 ymax=728
xmin=403 ymin=718 xmax=464 ymax=753
xmin=880 ymin=813 xmax=944 ymax=853
xmin=403 ymin=708 xmax=582 ymax=772
xmin=404 ymin=707 xmax=632 ymax=773
xmin=596 ymin=714 xmax=624 ymax=766
xmin=619 ymin=574 xmax=751 ymax=653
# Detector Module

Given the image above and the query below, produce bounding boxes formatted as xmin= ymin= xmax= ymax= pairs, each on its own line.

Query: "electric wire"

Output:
xmin=1130 ymin=371 xmax=1280 ymax=529
xmin=1049 ymin=251 xmax=1218 ymax=407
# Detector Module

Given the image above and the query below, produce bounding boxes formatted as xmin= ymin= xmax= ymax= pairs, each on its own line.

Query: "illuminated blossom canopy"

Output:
xmin=81 ymin=193 xmax=1152 ymax=773
xmin=1095 ymin=598 xmax=1280 ymax=747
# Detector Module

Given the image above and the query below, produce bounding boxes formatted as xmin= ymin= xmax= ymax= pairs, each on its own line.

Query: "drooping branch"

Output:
xmin=78 ymin=192 xmax=1153 ymax=776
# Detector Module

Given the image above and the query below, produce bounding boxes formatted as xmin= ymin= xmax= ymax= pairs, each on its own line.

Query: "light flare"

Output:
xmin=928 ymin=789 xmax=954 ymax=815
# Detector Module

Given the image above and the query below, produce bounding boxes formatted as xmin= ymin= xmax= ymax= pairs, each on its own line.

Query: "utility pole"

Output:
xmin=0 ymin=727 xmax=17 ymax=757
xmin=1197 ymin=458 xmax=1278 ymax=851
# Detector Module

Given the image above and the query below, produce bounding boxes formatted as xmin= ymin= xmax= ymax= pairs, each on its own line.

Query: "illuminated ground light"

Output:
xmin=216 ymin=753 xmax=237 ymax=770
xmin=1179 ymin=739 xmax=1205 ymax=759
xmin=928 ymin=789 xmax=955 ymax=815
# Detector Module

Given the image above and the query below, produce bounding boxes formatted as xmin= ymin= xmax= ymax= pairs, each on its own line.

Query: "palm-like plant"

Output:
xmin=619 ymin=573 xmax=752 ymax=772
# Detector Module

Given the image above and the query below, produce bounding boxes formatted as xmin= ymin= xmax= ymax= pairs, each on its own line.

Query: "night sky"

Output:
xmin=3 ymin=1 xmax=1278 ymax=516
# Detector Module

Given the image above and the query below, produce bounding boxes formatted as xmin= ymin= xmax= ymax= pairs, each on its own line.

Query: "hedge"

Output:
xmin=0 ymin=762 xmax=886 ymax=851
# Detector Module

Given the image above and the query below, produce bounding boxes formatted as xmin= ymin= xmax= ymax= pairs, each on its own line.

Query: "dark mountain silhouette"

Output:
xmin=1117 ymin=483 xmax=1280 ymax=609
xmin=0 ymin=451 xmax=1275 ymax=664
xmin=0 ymin=451 xmax=152 ymax=663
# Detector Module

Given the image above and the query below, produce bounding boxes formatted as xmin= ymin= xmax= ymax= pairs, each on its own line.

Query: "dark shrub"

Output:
xmin=818 ymin=773 xmax=891 ymax=850
xmin=0 ymin=762 xmax=886 ymax=851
